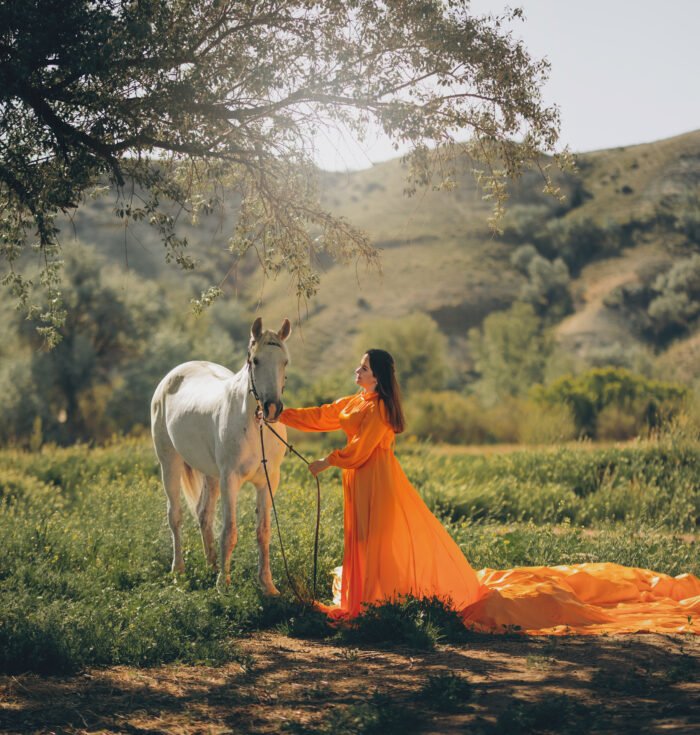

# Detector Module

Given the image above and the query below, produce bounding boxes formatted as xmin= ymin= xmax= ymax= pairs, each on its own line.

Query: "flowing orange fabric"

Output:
xmin=280 ymin=393 xmax=700 ymax=635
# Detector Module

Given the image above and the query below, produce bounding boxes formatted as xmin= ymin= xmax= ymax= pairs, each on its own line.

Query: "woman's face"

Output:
xmin=354 ymin=353 xmax=377 ymax=391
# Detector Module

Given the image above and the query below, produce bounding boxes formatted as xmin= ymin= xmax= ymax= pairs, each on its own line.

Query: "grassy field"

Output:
xmin=0 ymin=435 xmax=698 ymax=678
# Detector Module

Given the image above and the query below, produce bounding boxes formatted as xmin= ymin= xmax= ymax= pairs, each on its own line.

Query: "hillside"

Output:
xmin=252 ymin=130 xmax=700 ymax=381
xmin=58 ymin=129 xmax=700 ymax=384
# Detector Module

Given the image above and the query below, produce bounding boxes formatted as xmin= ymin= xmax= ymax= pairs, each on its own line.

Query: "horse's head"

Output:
xmin=248 ymin=317 xmax=291 ymax=422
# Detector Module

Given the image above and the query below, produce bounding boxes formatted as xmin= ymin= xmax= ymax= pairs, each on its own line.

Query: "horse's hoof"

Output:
xmin=262 ymin=583 xmax=280 ymax=597
xmin=216 ymin=572 xmax=231 ymax=590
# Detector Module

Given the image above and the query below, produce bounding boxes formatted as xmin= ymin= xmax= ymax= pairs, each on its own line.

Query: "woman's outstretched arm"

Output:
xmin=279 ymin=395 xmax=353 ymax=432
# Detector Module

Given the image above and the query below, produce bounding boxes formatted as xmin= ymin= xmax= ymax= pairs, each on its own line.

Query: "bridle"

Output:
xmin=246 ymin=349 xmax=321 ymax=607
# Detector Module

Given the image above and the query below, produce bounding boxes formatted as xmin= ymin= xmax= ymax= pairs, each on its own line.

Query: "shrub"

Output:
xmin=478 ymin=397 xmax=524 ymax=443
xmin=540 ymin=217 xmax=623 ymax=275
xmin=419 ymin=671 xmax=473 ymax=711
xmin=516 ymin=400 xmax=578 ymax=444
xmin=519 ymin=255 xmax=573 ymax=320
xmin=340 ymin=595 xmax=467 ymax=649
xmin=648 ymin=253 xmax=700 ymax=339
xmin=596 ymin=402 xmax=645 ymax=440
xmin=316 ymin=691 xmax=417 ymax=735
xmin=532 ymin=367 xmax=687 ymax=438
xmin=605 ymin=254 xmax=700 ymax=345
xmin=510 ymin=243 xmax=539 ymax=273
xmin=408 ymin=391 xmax=492 ymax=444
xmin=501 ymin=204 xmax=550 ymax=244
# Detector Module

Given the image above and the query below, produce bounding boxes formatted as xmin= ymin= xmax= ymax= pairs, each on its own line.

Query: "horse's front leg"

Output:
xmin=218 ymin=469 xmax=241 ymax=586
xmin=253 ymin=467 xmax=281 ymax=596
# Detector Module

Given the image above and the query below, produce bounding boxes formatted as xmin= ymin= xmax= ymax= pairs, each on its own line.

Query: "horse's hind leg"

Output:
xmin=197 ymin=476 xmax=220 ymax=569
xmin=159 ymin=452 xmax=186 ymax=574
xmin=219 ymin=468 xmax=241 ymax=586
xmin=253 ymin=469 xmax=281 ymax=596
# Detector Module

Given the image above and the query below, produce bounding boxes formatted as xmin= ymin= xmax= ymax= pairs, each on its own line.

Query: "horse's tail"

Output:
xmin=181 ymin=462 xmax=205 ymax=516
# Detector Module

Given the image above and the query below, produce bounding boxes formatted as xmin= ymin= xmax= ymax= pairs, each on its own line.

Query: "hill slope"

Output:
xmin=59 ymin=129 xmax=700 ymax=383
xmin=256 ymin=130 xmax=700 ymax=380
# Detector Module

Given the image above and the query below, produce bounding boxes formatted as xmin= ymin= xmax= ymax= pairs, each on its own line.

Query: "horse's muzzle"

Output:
xmin=264 ymin=400 xmax=283 ymax=422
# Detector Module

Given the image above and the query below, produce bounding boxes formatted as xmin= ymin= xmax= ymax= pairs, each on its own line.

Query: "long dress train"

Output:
xmin=279 ymin=393 xmax=700 ymax=635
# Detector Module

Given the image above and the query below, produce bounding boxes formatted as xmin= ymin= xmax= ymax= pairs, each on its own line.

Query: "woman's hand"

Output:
xmin=309 ymin=458 xmax=330 ymax=477
xmin=254 ymin=406 xmax=264 ymax=427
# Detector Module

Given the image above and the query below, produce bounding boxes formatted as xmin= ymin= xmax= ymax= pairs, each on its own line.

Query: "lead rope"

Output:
xmin=248 ymin=359 xmax=320 ymax=606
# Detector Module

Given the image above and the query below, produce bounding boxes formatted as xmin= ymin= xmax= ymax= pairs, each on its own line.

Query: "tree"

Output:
xmin=648 ymin=253 xmax=700 ymax=339
xmin=1 ymin=0 xmax=565 ymax=343
xmin=356 ymin=312 xmax=449 ymax=393
xmin=0 ymin=243 xmax=248 ymax=445
xmin=17 ymin=247 xmax=165 ymax=442
xmin=468 ymin=301 xmax=552 ymax=404
xmin=519 ymin=254 xmax=572 ymax=321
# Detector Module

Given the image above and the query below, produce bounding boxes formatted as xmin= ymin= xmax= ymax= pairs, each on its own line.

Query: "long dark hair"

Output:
xmin=365 ymin=349 xmax=405 ymax=434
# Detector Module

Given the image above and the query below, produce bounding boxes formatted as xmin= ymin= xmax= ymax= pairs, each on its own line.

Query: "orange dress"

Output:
xmin=280 ymin=393 xmax=700 ymax=635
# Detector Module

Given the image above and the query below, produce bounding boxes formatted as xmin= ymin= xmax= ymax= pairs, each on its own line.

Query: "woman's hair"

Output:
xmin=365 ymin=348 xmax=405 ymax=434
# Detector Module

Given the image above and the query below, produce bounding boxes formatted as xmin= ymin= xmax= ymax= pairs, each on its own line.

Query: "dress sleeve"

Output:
xmin=279 ymin=396 xmax=353 ymax=432
xmin=326 ymin=402 xmax=390 ymax=469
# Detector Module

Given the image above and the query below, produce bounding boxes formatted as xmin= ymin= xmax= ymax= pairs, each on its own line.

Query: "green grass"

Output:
xmin=0 ymin=437 xmax=698 ymax=674
xmin=408 ymin=440 xmax=700 ymax=532
xmin=419 ymin=671 xmax=473 ymax=712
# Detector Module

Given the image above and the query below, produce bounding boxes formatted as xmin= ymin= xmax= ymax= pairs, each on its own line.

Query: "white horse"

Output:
xmin=150 ymin=317 xmax=290 ymax=592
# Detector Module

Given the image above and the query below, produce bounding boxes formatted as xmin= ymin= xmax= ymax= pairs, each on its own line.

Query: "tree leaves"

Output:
xmin=1 ymin=0 xmax=565 ymax=344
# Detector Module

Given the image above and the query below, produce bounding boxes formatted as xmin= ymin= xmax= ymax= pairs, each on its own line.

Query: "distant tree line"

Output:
xmin=0 ymin=246 xmax=696 ymax=448
xmin=0 ymin=247 xmax=250 ymax=446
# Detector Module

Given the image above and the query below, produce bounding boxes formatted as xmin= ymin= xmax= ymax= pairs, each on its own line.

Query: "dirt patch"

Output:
xmin=1 ymin=632 xmax=698 ymax=734
xmin=555 ymin=243 xmax=667 ymax=348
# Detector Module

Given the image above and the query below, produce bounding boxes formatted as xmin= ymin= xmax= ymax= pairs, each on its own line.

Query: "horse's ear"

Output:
xmin=251 ymin=317 xmax=263 ymax=342
xmin=278 ymin=318 xmax=291 ymax=341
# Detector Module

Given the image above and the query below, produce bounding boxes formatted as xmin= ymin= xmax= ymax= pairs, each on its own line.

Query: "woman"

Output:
xmin=279 ymin=349 xmax=482 ymax=619
xmin=279 ymin=350 xmax=700 ymax=634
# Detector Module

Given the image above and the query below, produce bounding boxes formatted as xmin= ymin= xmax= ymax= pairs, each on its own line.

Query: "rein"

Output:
xmin=247 ymin=358 xmax=321 ymax=607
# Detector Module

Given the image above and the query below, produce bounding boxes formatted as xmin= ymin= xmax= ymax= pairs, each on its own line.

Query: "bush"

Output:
xmin=657 ymin=192 xmax=700 ymax=245
xmin=648 ymin=253 xmax=700 ymax=339
xmin=501 ymin=204 xmax=550 ymax=244
xmin=0 ymin=357 xmax=42 ymax=447
xmin=419 ymin=671 xmax=473 ymax=711
xmin=604 ymin=255 xmax=700 ymax=345
xmin=519 ymin=255 xmax=573 ymax=320
xmin=516 ymin=400 xmax=578 ymax=444
xmin=540 ymin=217 xmax=623 ymax=275
xmin=532 ymin=367 xmax=687 ymax=438
xmin=340 ymin=595 xmax=468 ymax=649
xmin=477 ymin=397 xmax=523 ymax=443
xmin=408 ymin=393 xmax=574 ymax=445
xmin=510 ymin=243 xmax=539 ymax=273
xmin=408 ymin=391 xmax=492 ymax=444
xmin=596 ymin=402 xmax=645 ymax=441
xmin=503 ymin=211 xmax=624 ymax=275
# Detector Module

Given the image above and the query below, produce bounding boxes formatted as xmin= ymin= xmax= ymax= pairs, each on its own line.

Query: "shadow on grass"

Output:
xmin=0 ymin=632 xmax=698 ymax=734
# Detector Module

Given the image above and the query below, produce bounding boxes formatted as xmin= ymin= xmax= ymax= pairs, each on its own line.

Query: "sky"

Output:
xmin=313 ymin=0 xmax=700 ymax=171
